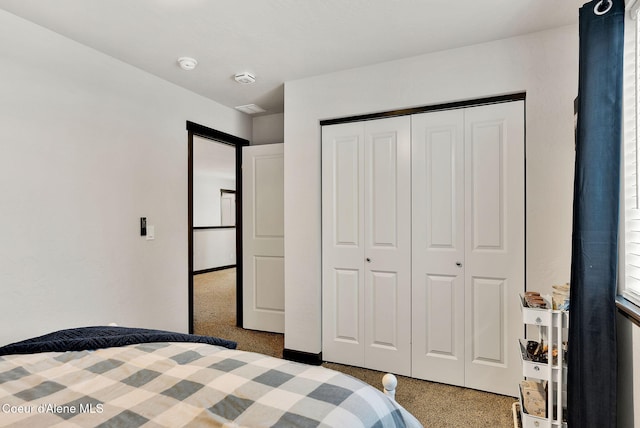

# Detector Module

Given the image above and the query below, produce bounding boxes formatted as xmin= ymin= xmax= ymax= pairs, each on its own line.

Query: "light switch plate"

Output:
xmin=146 ymin=225 xmax=155 ymax=240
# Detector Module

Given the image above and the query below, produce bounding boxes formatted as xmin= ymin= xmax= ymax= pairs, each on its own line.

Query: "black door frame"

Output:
xmin=187 ymin=121 xmax=249 ymax=333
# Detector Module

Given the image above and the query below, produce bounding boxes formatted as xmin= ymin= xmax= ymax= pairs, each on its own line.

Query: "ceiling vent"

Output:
xmin=234 ymin=72 xmax=256 ymax=84
xmin=235 ymin=104 xmax=266 ymax=114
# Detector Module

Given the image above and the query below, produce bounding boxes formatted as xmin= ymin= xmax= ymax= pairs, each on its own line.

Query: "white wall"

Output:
xmin=0 ymin=10 xmax=251 ymax=345
xmin=193 ymin=174 xmax=236 ymax=270
xmin=193 ymin=229 xmax=236 ymax=271
xmin=252 ymin=113 xmax=284 ymax=145
xmin=193 ymin=174 xmax=235 ymax=227
xmin=284 ymin=26 xmax=578 ymax=354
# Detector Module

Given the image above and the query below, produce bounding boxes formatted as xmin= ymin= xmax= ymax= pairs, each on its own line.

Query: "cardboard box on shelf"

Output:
xmin=521 ymin=380 xmax=546 ymax=418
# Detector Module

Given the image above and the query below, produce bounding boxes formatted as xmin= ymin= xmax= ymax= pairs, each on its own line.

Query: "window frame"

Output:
xmin=619 ymin=1 xmax=640 ymax=316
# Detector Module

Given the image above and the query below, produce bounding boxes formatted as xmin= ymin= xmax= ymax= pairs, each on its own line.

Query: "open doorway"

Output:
xmin=192 ymin=138 xmax=235 ymax=274
xmin=187 ymin=121 xmax=248 ymax=333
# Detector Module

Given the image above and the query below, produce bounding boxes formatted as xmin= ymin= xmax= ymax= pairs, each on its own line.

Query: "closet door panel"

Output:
xmin=369 ymin=271 xmax=399 ymax=348
xmin=464 ymin=101 xmax=524 ymax=397
xmin=426 ymin=275 xmax=456 ymax=353
xmin=369 ymin=133 xmax=397 ymax=246
xmin=420 ymin=274 xmax=459 ymax=357
xmin=335 ymin=139 xmax=360 ymax=246
xmin=364 ymin=117 xmax=412 ymax=376
xmin=470 ymin=276 xmax=506 ymax=363
xmin=411 ymin=109 xmax=465 ymax=385
xmin=322 ymin=123 xmax=366 ymax=367
xmin=334 ymin=268 xmax=360 ymax=343
xmin=470 ymin=121 xmax=505 ymax=250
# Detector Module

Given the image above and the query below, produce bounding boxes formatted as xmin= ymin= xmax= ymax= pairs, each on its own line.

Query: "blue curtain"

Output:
xmin=568 ymin=1 xmax=624 ymax=427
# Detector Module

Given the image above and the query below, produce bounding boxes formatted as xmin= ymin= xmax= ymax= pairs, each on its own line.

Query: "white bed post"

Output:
xmin=382 ymin=373 xmax=397 ymax=400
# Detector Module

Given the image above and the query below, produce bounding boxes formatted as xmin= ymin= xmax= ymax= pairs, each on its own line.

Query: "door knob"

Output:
xmin=366 ymin=258 xmax=372 ymax=263
xmin=456 ymin=262 xmax=462 ymax=267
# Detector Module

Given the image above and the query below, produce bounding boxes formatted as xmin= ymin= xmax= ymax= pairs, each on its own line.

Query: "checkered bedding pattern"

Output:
xmin=0 ymin=341 xmax=422 ymax=427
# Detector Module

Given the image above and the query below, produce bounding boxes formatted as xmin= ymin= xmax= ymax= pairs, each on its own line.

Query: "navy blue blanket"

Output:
xmin=0 ymin=326 xmax=237 ymax=356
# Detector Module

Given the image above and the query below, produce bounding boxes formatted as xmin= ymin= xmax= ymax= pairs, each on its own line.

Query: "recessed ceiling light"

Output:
xmin=177 ymin=57 xmax=198 ymax=71
xmin=235 ymin=104 xmax=266 ymax=114
xmin=234 ymin=72 xmax=256 ymax=84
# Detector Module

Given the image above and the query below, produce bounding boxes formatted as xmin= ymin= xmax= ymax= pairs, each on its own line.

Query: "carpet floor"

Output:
xmin=193 ymin=268 xmax=518 ymax=427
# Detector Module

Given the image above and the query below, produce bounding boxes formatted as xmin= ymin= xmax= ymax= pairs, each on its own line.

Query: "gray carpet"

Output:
xmin=194 ymin=268 xmax=517 ymax=427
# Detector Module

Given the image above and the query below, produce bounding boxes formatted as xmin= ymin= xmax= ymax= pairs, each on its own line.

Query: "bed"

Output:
xmin=0 ymin=326 xmax=422 ymax=427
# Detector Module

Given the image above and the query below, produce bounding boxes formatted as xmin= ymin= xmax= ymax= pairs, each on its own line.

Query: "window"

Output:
xmin=621 ymin=1 xmax=640 ymax=306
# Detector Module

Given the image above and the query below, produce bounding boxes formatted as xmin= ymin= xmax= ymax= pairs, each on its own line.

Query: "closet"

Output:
xmin=321 ymin=100 xmax=524 ymax=396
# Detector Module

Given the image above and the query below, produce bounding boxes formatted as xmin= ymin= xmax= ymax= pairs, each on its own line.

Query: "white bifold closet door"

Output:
xmin=411 ymin=109 xmax=466 ymax=386
xmin=322 ymin=100 xmax=523 ymax=395
xmin=411 ymin=101 xmax=524 ymax=396
xmin=322 ymin=116 xmax=412 ymax=376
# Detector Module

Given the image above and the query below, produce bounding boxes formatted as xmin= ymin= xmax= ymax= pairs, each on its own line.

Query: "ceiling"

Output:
xmin=0 ymin=0 xmax=587 ymax=116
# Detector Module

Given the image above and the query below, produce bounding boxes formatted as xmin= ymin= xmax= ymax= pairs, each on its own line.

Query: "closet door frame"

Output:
xmin=319 ymin=94 xmax=525 ymax=127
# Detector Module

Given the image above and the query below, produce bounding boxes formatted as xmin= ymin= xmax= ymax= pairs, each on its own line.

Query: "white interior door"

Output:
xmin=411 ymin=109 xmax=466 ymax=386
xmin=220 ymin=192 xmax=235 ymax=226
xmin=322 ymin=117 xmax=411 ymax=376
xmin=242 ymin=143 xmax=284 ymax=333
xmin=463 ymin=101 xmax=524 ymax=396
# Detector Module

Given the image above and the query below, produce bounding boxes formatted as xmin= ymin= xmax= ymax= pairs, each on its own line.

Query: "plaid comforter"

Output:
xmin=0 ymin=341 xmax=422 ymax=427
